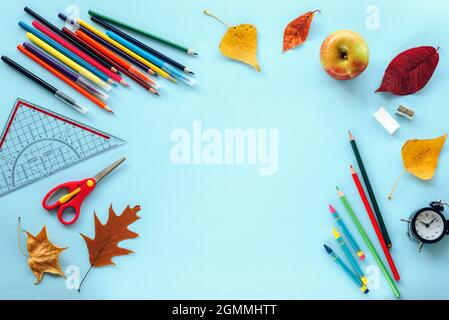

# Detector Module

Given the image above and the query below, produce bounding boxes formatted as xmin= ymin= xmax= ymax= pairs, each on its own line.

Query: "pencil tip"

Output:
xmin=336 ymin=186 xmax=340 ymax=190
xmin=323 ymin=244 xmax=332 ymax=253
xmin=328 ymin=204 xmax=336 ymax=213
xmin=350 ymin=165 xmax=356 ymax=174
xmin=332 ymin=228 xmax=340 ymax=238
xmin=348 ymin=130 xmax=354 ymax=140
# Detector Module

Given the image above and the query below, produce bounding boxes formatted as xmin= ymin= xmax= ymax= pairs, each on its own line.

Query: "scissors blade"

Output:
xmin=93 ymin=157 xmax=126 ymax=184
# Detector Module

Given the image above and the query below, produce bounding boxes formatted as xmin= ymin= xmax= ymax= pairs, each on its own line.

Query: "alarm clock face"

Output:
xmin=412 ymin=209 xmax=446 ymax=243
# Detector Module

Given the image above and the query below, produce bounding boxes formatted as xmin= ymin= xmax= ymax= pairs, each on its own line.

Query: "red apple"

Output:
xmin=320 ymin=30 xmax=369 ymax=80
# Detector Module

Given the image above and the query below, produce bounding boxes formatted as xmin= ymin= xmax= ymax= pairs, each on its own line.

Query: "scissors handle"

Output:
xmin=42 ymin=178 xmax=96 ymax=225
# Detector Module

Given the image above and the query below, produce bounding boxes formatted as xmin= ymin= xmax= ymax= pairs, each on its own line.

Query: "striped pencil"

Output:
xmin=324 ymin=244 xmax=369 ymax=294
xmin=329 ymin=204 xmax=365 ymax=260
xmin=332 ymin=228 xmax=368 ymax=285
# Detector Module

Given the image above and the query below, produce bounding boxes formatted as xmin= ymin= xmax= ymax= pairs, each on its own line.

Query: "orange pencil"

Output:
xmin=18 ymin=44 xmax=112 ymax=113
xmin=76 ymin=29 xmax=159 ymax=89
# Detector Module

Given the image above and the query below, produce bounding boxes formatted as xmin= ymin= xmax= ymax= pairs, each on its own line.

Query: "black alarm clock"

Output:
xmin=402 ymin=201 xmax=449 ymax=252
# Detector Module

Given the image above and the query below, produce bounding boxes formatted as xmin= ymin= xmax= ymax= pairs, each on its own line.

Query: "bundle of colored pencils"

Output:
xmin=2 ymin=7 xmax=197 ymax=114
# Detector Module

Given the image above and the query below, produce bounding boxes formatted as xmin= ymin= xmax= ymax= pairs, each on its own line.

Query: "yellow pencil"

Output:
xmin=26 ymin=32 xmax=111 ymax=91
xmin=76 ymin=19 xmax=175 ymax=82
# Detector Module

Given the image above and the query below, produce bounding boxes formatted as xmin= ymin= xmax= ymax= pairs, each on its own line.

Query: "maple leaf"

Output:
xmin=24 ymin=225 xmax=67 ymax=284
xmin=79 ymin=205 xmax=141 ymax=291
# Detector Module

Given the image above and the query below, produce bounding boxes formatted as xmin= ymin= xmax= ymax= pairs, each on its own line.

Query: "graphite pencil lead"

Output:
xmin=348 ymin=130 xmax=354 ymax=141
xmin=350 ymin=165 xmax=356 ymax=174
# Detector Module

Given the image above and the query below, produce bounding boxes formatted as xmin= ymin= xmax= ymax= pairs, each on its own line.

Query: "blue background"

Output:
xmin=0 ymin=0 xmax=449 ymax=300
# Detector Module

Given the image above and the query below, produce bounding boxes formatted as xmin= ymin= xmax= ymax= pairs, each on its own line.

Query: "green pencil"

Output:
xmin=88 ymin=10 xmax=198 ymax=55
xmin=337 ymin=186 xmax=400 ymax=298
xmin=348 ymin=130 xmax=392 ymax=248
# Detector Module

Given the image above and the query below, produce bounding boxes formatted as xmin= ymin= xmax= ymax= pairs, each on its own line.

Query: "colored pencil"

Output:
xmin=323 ymin=244 xmax=368 ymax=294
xmin=32 ymin=20 xmax=126 ymax=86
xmin=329 ymin=204 xmax=365 ymax=260
xmin=337 ymin=187 xmax=400 ymax=298
xmin=59 ymin=13 xmax=174 ymax=81
xmin=107 ymin=31 xmax=196 ymax=87
xmin=332 ymin=228 xmax=367 ymax=285
xmin=23 ymin=6 xmax=119 ymax=74
xmin=76 ymin=30 xmax=159 ymax=91
xmin=18 ymin=45 xmax=112 ymax=113
xmin=90 ymin=16 xmax=194 ymax=74
xmin=349 ymin=131 xmax=392 ymax=248
xmin=1 ymin=55 xmax=86 ymax=114
xmin=26 ymin=32 xmax=111 ymax=91
xmin=23 ymin=43 xmax=108 ymax=101
xmin=71 ymin=23 xmax=157 ymax=78
xmin=19 ymin=21 xmax=114 ymax=85
xmin=88 ymin=10 xmax=198 ymax=56
xmin=350 ymin=166 xmax=400 ymax=281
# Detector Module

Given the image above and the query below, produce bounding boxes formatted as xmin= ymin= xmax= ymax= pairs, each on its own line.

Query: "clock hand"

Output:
xmin=420 ymin=221 xmax=428 ymax=227
xmin=428 ymin=218 xmax=436 ymax=226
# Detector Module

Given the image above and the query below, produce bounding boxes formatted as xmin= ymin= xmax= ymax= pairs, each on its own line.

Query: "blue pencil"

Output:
xmin=324 ymin=244 xmax=368 ymax=294
xmin=329 ymin=204 xmax=365 ymax=260
xmin=332 ymin=228 xmax=368 ymax=285
xmin=18 ymin=21 xmax=114 ymax=85
xmin=106 ymin=31 xmax=196 ymax=87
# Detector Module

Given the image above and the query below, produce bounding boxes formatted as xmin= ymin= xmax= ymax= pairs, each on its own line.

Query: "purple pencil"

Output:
xmin=23 ymin=42 xmax=108 ymax=101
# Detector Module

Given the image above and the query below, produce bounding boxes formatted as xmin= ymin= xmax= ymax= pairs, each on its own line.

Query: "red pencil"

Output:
xmin=18 ymin=44 xmax=113 ymax=113
xmin=32 ymin=20 xmax=126 ymax=86
xmin=75 ymin=29 xmax=159 ymax=89
xmin=350 ymin=165 xmax=400 ymax=281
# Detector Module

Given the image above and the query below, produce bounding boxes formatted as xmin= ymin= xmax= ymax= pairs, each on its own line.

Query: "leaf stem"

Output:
xmin=78 ymin=265 xmax=93 ymax=292
xmin=203 ymin=10 xmax=230 ymax=27
xmin=17 ymin=217 xmax=28 ymax=258
xmin=388 ymin=171 xmax=404 ymax=200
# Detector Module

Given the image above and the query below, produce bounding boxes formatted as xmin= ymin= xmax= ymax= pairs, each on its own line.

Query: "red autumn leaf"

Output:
xmin=282 ymin=10 xmax=320 ymax=53
xmin=376 ymin=46 xmax=439 ymax=95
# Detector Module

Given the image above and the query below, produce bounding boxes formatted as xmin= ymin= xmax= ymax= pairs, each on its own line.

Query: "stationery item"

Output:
xmin=23 ymin=43 xmax=109 ymax=101
xmin=350 ymin=165 xmax=400 ymax=281
xmin=32 ymin=20 xmax=126 ymax=86
xmin=337 ymin=187 xmax=400 ymax=298
xmin=349 ymin=131 xmax=392 ymax=248
xmin=1 ymin=56 xmax=86 ymax=114
xmin=62 ymin=28 xmax=158 ymax=94
xmin=373 ymin=107 xmax=400 ymax=135
xmin=42 ymin=157 xmax=126 ymax=225
xmin=19 ymin=21 xmax=114 ymax=85
xmin=18 ymin=45 xmax=112 ymax=113
xmin=107 ymin=31 xmax=196 ymax=86
xmin=396 ymin=105 xmax=415 ymax=120
xmin=329 ymin=204 xmax=364 ymax=260
xmin=402 ymin=200 xmax=449 ymax=252
xmin=88 ymin=10 xmax=198 ymax=55
xmin=27 ymin=32 xmax=111 ymax=91
xmin=60 ymin=14 xmax=173 ymax=81
xmin=76 ymin=30 xmax=159 ymax=90
xmin=91 ymin=16 xmax=194 ymax=74
xmin=332 ymin=228 xmax=367 ymax=285
xmin=23 ymin=6 xmax=119 ymax=74
xmin=0 ymin=99 xmax=125 ymax=197
xmin=323 ymin=244 xmax=369 ymax=294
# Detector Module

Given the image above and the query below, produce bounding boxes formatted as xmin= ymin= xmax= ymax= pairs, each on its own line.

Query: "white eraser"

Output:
xmin=373 ymin=107 xmax=400 ymax=135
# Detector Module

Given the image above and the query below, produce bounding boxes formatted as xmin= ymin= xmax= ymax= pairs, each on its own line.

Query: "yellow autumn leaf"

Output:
xmin=402 ymin=134 xmax=447 ymax=180
xmin=204 ymin=10 xmax=260 ymax=71
xmin=21 ymin=224 xmax=67 ymax=284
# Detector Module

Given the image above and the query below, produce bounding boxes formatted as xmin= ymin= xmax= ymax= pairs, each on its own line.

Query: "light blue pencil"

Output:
xmin=332 ymin=228 xmax=368 ymax=285
xmin=106 ymin=31 xmax=196 ymax=87
xmin=323 ymin=244 xmax=369 ymax=294
xmin=329 ymin=204 xmax=365 ymax=260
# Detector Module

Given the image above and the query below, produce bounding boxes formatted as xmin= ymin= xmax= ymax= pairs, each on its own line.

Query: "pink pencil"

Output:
xmin=32 ymin=20 xmax=127 ymax=86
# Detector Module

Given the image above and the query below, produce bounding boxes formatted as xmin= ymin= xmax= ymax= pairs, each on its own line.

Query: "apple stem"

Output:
xmin=203 ymin=10 xmax=231 ymax=28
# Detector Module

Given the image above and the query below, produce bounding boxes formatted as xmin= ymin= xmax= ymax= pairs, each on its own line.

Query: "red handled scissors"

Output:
xmin=42 ymin=157 xmax=126 ymax=225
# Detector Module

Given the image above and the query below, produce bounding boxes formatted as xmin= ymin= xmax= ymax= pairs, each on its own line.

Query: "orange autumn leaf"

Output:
xmin=282 ymin=10 xmax=320 ymax=53
xmin=79 ymin=205 xmax=141 ymax=291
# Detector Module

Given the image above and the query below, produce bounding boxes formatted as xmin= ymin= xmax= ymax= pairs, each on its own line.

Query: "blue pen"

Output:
xmin=18 ymin=21 xmax=114 ymax=85
xmin=324 ymin=244 xmax=368 ymax=294
xmin=332 ymin=228 xmax=368 ymax=285
xmin=106 ymin=31 xmax=196 ymax=87
xmin=329 ymin=204 xmax=365 ymax=260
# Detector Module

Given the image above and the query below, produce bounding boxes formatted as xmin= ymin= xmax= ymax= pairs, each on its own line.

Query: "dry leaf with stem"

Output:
xmin=204 ymin=10 xmax=260 ymax=71
xmin=388 ymin=134 xmax=447 ymax=199
xmin=18 ymin=218 xmax=67 ymax=284
xmin=282 ymin=10 xmax=320 ymax=53
xmin=79 ymin=205 xmax=141 ymax=291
